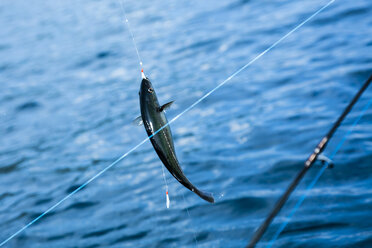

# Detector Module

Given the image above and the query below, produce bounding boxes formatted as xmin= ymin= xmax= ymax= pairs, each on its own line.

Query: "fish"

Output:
xmin=137 ymin=73 xmax=214 ymax=203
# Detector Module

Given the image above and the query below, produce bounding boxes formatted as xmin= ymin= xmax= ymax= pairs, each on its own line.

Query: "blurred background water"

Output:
xmin=0 ymin=0 xmax=371 ymax=247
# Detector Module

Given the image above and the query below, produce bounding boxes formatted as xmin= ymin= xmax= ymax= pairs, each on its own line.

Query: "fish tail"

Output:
xmin=194 ymin=188 xmax=214 ymax=203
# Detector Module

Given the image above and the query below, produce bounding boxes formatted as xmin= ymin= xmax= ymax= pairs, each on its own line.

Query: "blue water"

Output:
xmin=0 ymin=0 xmax=371 ymax=247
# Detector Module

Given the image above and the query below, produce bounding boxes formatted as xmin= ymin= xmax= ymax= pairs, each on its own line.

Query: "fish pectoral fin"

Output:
xmin=132 ymin=116 xmax=143 ymax=126
xmin=158 ymin=101 xmax=174 ymax=112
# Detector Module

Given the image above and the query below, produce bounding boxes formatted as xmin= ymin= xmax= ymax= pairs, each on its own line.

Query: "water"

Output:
xmin=0 ymin=0 xmax=371 ymax=247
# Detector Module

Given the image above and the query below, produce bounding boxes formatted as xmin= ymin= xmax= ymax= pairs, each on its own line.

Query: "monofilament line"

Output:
xmin=0 ymin=1 xmax=334 ymax=246
xmin=182 ymin=192 xmax=199 ymax=247
xmin=119 ymin=0 xmax=143 ymax=69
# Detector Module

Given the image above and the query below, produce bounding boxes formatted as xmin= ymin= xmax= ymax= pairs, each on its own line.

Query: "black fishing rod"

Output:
xmin=247 ymin=74 xmax=372 ymax=248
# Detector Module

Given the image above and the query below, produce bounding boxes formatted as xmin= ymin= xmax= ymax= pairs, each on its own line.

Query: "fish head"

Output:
xmin=139 ymin=78 xmax=159 ymax=108
xmin=140 ymin=77 xmax=157 ymax=102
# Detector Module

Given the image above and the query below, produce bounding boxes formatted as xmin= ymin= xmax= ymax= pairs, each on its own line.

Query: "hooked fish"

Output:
xmin=135 ymin=72 xmax=214 ymax=203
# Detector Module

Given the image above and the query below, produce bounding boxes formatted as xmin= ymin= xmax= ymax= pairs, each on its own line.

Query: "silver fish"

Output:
xmin=137 ymin=75 xmax=214 ymax=203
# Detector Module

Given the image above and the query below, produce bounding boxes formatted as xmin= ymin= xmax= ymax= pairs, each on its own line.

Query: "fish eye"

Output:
xmin=148 ymin=88 xmax=154 ymax=93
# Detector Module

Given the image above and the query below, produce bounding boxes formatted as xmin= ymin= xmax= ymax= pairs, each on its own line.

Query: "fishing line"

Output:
xmin=119 ymin=0 xmax=143 ymax=70
xmin=266 ymin=97 xmax=372 ymax=248
xmin=182 ymin=192 xmax=199 ymax=247
xmin=0 ymin=0 xmax=334 ymax=246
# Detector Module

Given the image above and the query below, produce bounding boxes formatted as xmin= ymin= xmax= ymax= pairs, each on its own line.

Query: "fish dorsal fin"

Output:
xmin=132 ymin=116 xmax=143 ymax=126
xmin=158 ymin=101 xmax=174 ymax=112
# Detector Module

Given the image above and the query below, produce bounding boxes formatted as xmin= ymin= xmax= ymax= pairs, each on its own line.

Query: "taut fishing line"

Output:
xmin=0 ymin=0 xmax=335 ymax=246
xmin=182 ymin=192 xmax=199 ymax=247
xmin=266 ymin=97 xmax=372 ymax=248
xmin=119 ymin=0 xmax=143 ymax=70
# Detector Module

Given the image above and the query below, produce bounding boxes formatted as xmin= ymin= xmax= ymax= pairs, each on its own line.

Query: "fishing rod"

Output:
xmin=247 ymin=74 xmax=372 ymax=248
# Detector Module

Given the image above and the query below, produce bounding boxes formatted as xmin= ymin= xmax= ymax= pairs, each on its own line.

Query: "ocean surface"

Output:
xmin=0 ymin=0 xmax=371 ymax=247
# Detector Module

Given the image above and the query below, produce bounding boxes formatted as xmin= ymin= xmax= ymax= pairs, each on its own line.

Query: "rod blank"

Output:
xmin=247 ymin=74 xmax=372 ymax=248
